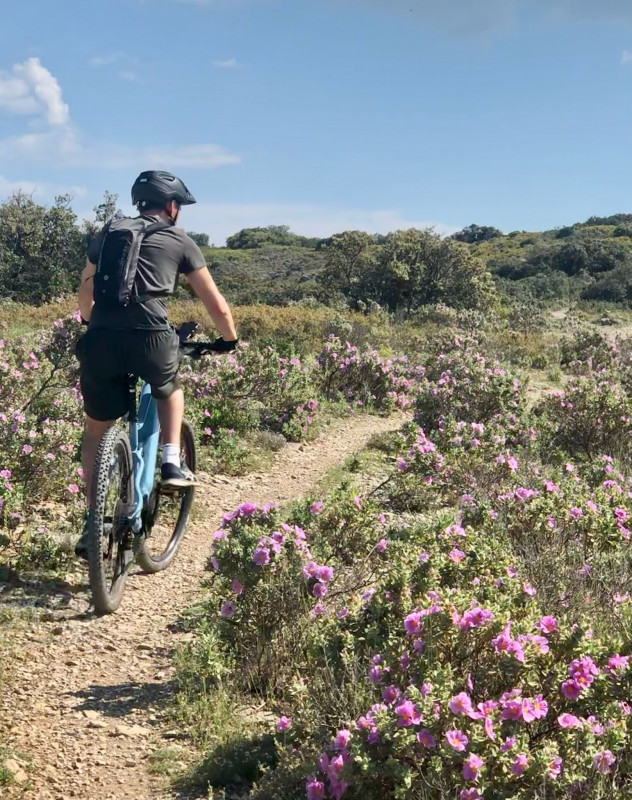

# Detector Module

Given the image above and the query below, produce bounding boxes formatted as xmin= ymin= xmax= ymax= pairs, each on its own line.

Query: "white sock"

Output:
xmin=162 ymin=443 xmax=180 ymax=468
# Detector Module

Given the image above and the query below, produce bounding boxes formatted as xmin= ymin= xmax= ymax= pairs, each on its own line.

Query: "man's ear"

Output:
xmin=168 ymin=200 xmax=179 ymax=221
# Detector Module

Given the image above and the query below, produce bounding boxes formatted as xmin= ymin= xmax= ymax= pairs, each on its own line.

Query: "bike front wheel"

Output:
xmin=88 ymin=427 xmax=134 ymax=615
xmin=135 ymin=419 xmax=197 ymax=573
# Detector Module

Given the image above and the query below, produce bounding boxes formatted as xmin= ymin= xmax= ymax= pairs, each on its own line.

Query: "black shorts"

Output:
xmin=77 ymin=328 xmax=180 ymax=421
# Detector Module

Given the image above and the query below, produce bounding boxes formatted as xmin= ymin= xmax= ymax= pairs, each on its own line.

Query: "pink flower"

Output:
xmin=277 ymin=716 xmax=292 ymax=732
xmin=418 ymin=552 xmax=430 ymax=563
xmin=569 ymin=507 xmax=583 ymax=520
xmin=253 ymin=547 xmax=270 ymax=566
xmin=445 ymin=729 xmax=468 ymax=751
xmin=312 ymin=582 xmax=328 ymax=599
xmin=306 ymin=776 xmax=325 ymax=799
xmin=382 ymin=685 xmax=401 ymax=705
xmin=522 ymin=582 xmax=537 ymax=596
xmin=607 ymin=654 xmax=630 ymax=672
xmin=220 ymin=600 xmax=237 ymax=619
xmin=593 ymin=750 xmax=616 ymax=774
xmin=404 ymin=611 xmax=423 ymax=636
xmin=231 ymin=579 xmax=243 ymax=595
xmin=449 ymin=692 xmax=479 ymax=719
xmin=417 ymin=729 xmax=436 ymax=748
xmin=507 ymin=456 xmax=518 ymax=471
xmin=353 ymin=496 xmax=362 ymax=510
xmin=561 ymin=680 xmax=582 ymax=701
xmin=537 ymin=615 xmax=557 ymax=634
xmin=459 ymin=607 xmax=494 ymax=630
xmin=449 ymin=548 xmax=465 ymax=563
xmin=511 ymin=753 xmax=528 ymax=776
xmin=557 ymin=713 xmax=582 ymax=729
xmin=547 ymin=756 xmax=563 ymax=779
xmin=310 ymin=501 xmax=324 ymax=514
xmin=463 ymin=754 xmax=484 ymax=781
xmin=460 ymin=791 xmax=482 ymax=800
xmin=484 ymin=717 xmax=495 ymax=741
xmin=334 ymin=729 xmax=352 ymax=750
xmin=500 ymin=736 xmax=515 ymax=752
xmin=376 ymin=538 xmax=388 ymax=553
xmin=394 ymin=700 xmax=422 ymax=727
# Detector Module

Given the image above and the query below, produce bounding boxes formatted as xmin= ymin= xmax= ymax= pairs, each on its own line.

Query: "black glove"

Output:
xmin=211 ymin=336 xmax=239 ymax=353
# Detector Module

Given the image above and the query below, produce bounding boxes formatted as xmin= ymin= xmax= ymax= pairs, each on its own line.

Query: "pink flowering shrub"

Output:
xmin=187 ymin=493 xmax=632 ymax=799
xmin=414 ymin=337 xmax=526 ymax=434
xmin=0 ymin=314 xmax=85 ymax=564
xmin=316 ymin=335 xmax=420 ymax=412
xmin=535 ymin=373 xmax=632 ymax=465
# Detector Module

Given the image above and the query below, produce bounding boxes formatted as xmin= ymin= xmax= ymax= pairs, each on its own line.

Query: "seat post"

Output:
xmin=127 ymin=374 xmax=138 ymax=422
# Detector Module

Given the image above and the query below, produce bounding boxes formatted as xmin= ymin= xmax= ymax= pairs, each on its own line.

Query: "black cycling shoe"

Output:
xmin=160 ymin=462 xmax=200 ymax=489
xmin=74 ymin=512 xmax=93 ymax=560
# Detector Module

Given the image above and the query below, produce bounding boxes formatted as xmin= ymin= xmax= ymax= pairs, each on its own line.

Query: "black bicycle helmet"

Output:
xmin=131 ymin=170 xmax=196 ymax=210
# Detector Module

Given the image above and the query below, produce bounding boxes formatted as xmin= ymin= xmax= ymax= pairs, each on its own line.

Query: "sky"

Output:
xmin=0 ymin=0 xmax=631 ymax=244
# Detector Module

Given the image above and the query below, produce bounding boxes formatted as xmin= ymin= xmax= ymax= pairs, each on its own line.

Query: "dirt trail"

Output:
xmin=1 ymin=413 xmax=403 ymax=800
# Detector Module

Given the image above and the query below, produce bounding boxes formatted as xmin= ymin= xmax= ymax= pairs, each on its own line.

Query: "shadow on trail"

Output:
xmin=0 ymin=562 xmax=89 ymax=612
xmin=171 ymin=733 xmax=277 ymax=800
xmin=70 ymin=677 xmax=178 ymax=719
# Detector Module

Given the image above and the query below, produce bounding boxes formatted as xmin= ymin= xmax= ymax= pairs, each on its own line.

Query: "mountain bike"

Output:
xmin=87 ymin=323 xmax=218 ymax=614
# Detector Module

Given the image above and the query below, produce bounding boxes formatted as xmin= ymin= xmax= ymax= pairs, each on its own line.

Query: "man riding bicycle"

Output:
xmin=75 ymin=170 xmax=238 ymax=559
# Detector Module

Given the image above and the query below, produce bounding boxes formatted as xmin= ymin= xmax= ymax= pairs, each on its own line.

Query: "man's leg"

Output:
xmin=156 ymin=387 xmax=184 ymax=447
xmin=81 ymin=416 xmax=115 ymax=507
xmin=155 ymin=387 xmax=199 ymax=486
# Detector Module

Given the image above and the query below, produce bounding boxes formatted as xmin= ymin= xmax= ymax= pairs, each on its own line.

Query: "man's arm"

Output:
xmin=186 ymin=266 xmax=238 ymax=341
xmin=78 ymin=260 xmax=96 ymax=322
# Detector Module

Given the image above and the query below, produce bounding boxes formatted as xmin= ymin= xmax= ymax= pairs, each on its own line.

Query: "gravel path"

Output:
xmin=0 ymin=413 xmax=402 ymax=799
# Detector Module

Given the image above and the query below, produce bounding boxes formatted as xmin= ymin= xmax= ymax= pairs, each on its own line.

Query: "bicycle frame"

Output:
xmin=127 ymin=377 xmax=160 ymax=533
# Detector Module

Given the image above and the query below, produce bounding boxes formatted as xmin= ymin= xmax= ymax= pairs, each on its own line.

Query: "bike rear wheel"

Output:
xmin=88 ymin=427 xmax=134 ymax=614
xmin=135 ymin=419 xmax=197 ymax=573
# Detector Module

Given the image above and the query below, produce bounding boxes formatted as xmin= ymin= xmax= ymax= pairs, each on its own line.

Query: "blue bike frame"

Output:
xmin=127 ymin=379 xmax=160 ymax=533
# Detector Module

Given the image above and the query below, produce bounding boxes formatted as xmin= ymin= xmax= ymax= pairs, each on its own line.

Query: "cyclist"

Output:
xmin=75 ymin=170 xmax=238 ymax=559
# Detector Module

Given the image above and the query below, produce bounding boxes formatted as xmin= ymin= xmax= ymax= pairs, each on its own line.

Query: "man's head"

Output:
xmin=131 ymin=170 xmax=196 ymax=223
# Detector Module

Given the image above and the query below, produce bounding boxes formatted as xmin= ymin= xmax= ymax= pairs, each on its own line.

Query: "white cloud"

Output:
xmin=178 ymin=201 xmax=459 ymax=246
xmin=118 ymin=70 xmax=142 ymax=82
xmin=0 ymin=128 xmax=240 ymax=170
xmin=0 ymin=58 xmax=68 ymax=126
xmin=213 ymin=58 xmax=238 ymax=68
xmin=622 ymin=51 xmax=632 ymax=64
xmin=0 ymin=58 xmax=240 ymax=171
xmin=90 ymin=52 xmax=125 ymax=67
xmin=0 ymin=174 xmax=86 ymax=202
xmin=326 ymin=0 xmax=632 ymax=33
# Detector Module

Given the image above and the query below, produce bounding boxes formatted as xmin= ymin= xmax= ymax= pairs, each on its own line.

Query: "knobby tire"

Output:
xmin=135 ymin=419 xmax=196 ymax=573
xmin=87 ymin=427 xmax=133 ymax=614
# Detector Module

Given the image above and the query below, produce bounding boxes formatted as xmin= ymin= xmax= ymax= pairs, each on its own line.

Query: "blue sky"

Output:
xmin=0 ymin=0 xmax=630 ymax=244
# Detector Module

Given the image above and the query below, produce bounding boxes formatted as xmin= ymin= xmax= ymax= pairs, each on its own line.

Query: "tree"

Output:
xmin=82 ymin=190 xmax=122 ymax=243
xmin=370 ymin=229 xmax=496 ymax=312
xmin=0 ymin=192 xmax=85 ymax=304
xmin=317 ymin=231 xmax=376 ymax=298
xmin=451 ymin=224 xmax=503 ymax=244
xmin=187 ymin=231 xmax=210 ymax=247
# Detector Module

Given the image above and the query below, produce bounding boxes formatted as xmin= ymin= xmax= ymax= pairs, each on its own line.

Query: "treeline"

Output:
xmin=0 ymin=189 xmax=630 ymax=309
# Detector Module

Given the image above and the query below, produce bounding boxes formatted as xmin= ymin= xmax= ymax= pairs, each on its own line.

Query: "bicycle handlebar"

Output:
xmin=176 ymin=322 xmax=238 ymax=359
xmin=178 ymin=341 xmax=223 ymax=359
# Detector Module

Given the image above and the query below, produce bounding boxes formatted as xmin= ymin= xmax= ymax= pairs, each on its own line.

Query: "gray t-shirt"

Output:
xmin=88 ymin=215 xmax=206 ymax=330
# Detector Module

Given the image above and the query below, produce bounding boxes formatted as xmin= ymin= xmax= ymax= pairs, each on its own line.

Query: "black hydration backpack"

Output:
xmin=93 ymin=216 xmax=170 ymax=308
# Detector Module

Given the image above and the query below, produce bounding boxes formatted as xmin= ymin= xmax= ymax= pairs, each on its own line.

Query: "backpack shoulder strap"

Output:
xmin=142 ymin=219 xmax=171 ymax=236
